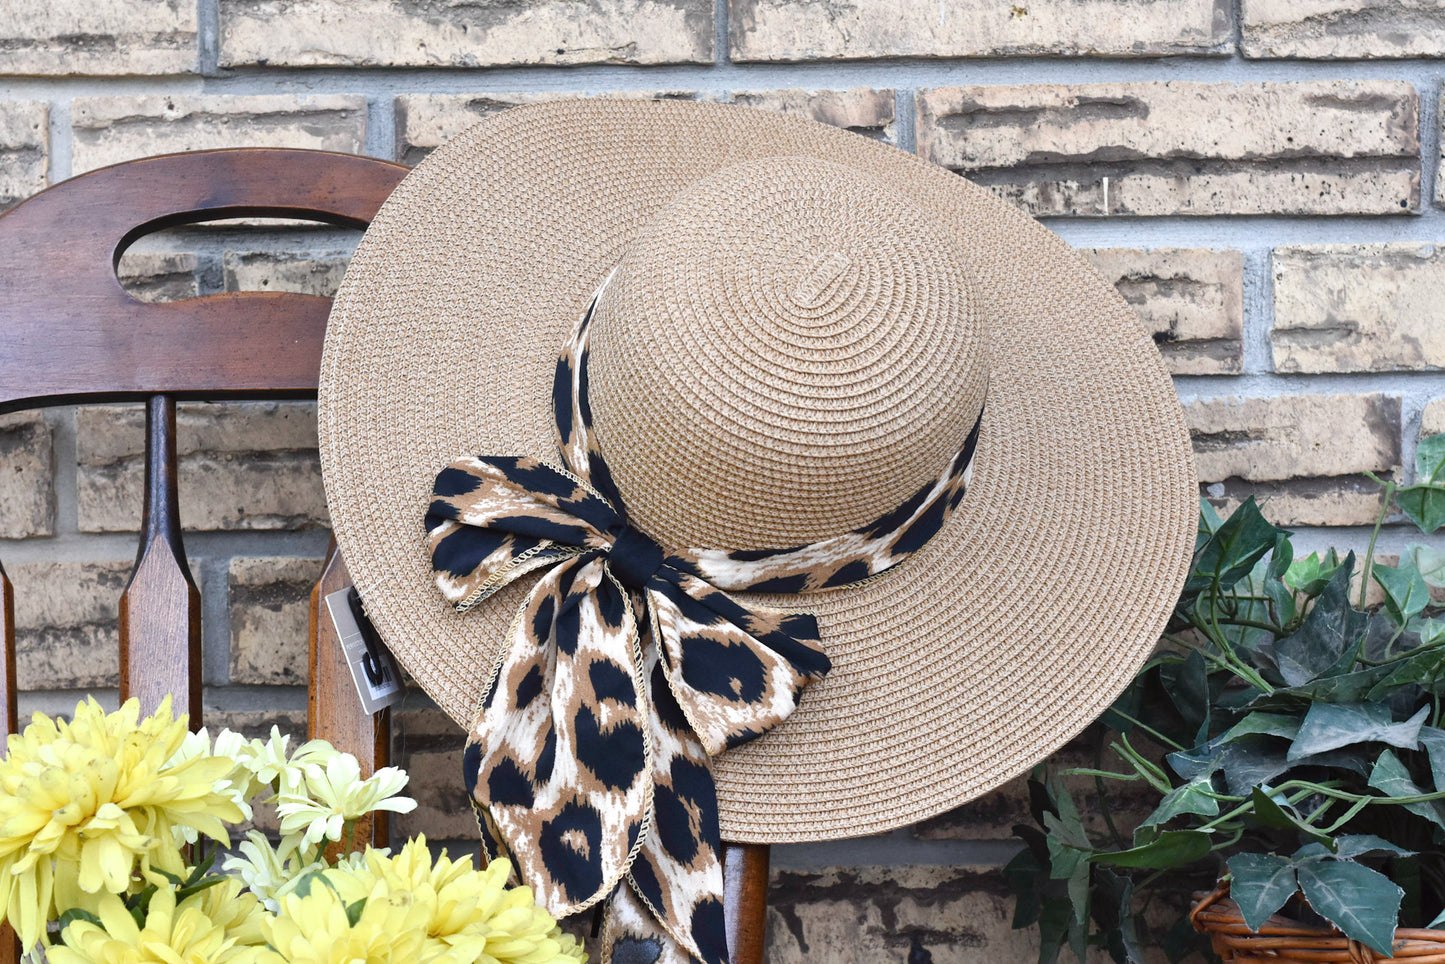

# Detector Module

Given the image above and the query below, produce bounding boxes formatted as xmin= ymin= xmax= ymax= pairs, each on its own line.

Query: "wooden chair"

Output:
xmin=0 ymin=148 xmax=770 ymax=964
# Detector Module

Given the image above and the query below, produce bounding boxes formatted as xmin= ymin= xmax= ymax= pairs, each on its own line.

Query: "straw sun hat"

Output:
xmin=317 ymin=98 xmax=1196 ymax=962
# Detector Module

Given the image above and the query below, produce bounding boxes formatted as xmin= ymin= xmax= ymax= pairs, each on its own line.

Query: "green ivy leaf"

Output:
xmin=1273 ymin=559 xmax=1367 ymax=687
xmin=1398 ymin=435 xmax=1445 ymax=534
xmin=1227 ymin=853 xmax=1297 ymax=932
xmin=1088 ymin=830 xmax=1212 ymax=869
xmin=1288 ymin=703 xmax=1427 ymax=760
xmin=1367 ymin=748 xmax=1445 ymax=830
xmin=1410 ymin=544 xmax=1445 ymax=589
xmin=345 ymin=897 xmax=367 ymax=928
xmin=1220 ymin=711 xmax=1302 ymax=743
xmin=1417 ymin=726 xmax=1445 ymax=790
xmin=1249 ymin=786 xmax=1332 ymax=846
xmin=1331 ymin=835 xmax=1414 ymax=859
xmin=1143 ymin=777 xmax=1220 ymax=828
xmin=1374 ymin=561 xmax=1432 ymax=627
xmin=1295 ymin=859 xmax=1403 ymax=958
xmin=1185 ymin=497 xmax=1285 ymax=596
xmin=1285 ymin=549 xmax=1344 ymax=595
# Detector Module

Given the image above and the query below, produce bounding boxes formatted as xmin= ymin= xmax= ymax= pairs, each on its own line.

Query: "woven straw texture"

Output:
xmin=317 ymin=99 xmax=1197 ymax=843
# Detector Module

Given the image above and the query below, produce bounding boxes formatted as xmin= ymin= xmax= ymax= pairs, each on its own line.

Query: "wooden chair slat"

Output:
xmin=723 ymin=842 xmax=771 ymax=963
xmin=118 ymin=396 xmax=201 ymax=723
xmin=0 ymin=564 xmax=18 ymax=962
xmin=0 ymin=149 xmax=408 ymax=415
xmin=309 ymin=538 xmax=390 ymax=848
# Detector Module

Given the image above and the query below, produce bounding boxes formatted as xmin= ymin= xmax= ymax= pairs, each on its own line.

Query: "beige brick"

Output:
xmin=229 ymin=557 xmax=322 ymax=686
xmin=1204 ymin=478 xmax=1391 ymax=528
xmin=224 ymin=250 xmax=350 ymax=297
xmin=728 ymin=88 xmax=897 ymax=144
xmin=917 ymin=81 xmax=1419 ymax=217
xmin=1190 ymin=395 xmax=1399 ymax=527
xmin=1273 ymin=244 xmax=1445 ymax=374
xmin=0 ymin=0 xmax=196 ymax=75
xmin=393 ymin=705 xmax=472 ymax=841
xmin=1083 ymin=248 xmax=1243 ymax=375
xmin=395 ymin=91 xmax=699 ymax=165
xmin=76 ymin=402 xmax=327 ymax=532
xmin=71 ymin=95 xmax=367 ymax=175
xmin=1189 ymin=394 xmax=1399 ymax=481
xmin=219 ymin=0 xmax=713 ymax=69
xmin=730 ymin=0 xmax=1229 ymax=61
xmin=116 ymin=251 xmax=201 ymax=303
xmin=0 ymin=101 xmax=47 ymax=210
xmin=7 ymin=560 xmax=133 ymax=690
xmin=1242 ymin=0 xmax=1445 ymax=58
xmin=0 ymin=412 xmax=53 ymax=539
xmin=1423 ymin=400 xmax=1445 ymax=439
xmin=768 ymin=865 xmax=1050 ymax=964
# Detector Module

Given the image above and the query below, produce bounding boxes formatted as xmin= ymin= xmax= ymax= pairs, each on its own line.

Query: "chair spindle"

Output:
xmin=118 ymin=395 xmax=202 ymax=723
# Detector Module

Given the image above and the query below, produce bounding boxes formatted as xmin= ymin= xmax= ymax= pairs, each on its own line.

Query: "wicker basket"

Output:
xmin=1191 ymin=883 xmax=1445 ymax=963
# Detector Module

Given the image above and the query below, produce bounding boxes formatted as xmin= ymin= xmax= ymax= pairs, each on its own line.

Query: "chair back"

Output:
xmin=0 ymin=148 xmax=770 ymax=963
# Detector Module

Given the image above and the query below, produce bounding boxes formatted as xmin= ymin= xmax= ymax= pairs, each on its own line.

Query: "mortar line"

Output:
xmin=12 ymin=54 xmax=1445 ymax=99
xmin=197 ymin=0 xmax=221 ymax=77
xmin=714 ymin=0 xmax=729 ymax=67
xmin=894 ymin=88 xmax=917 ymax=154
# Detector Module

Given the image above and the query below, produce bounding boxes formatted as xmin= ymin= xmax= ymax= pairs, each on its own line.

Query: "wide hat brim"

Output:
xmin=318 ymin=98 xmax=1197 ymax=843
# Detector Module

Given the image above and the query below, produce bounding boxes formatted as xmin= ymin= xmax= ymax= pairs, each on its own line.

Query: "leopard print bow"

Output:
xmin=424 ymin=274 xmax=983 ymax=964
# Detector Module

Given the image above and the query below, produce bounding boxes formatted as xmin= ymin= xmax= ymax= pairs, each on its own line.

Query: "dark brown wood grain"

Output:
xmin=118 ymin=396 xmax=201 ymax=723
xmin=310 ymin=538 xmax=391 ymax=849
xmin=723 ymin=842 xmax=771 ymax=963
xmin=0 ymin=149 xmax=408 ymax=416
xmin=0 ymin=562 xmax=17 ymax=964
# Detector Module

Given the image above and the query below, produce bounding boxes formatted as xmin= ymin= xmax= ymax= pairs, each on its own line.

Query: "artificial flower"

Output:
xmin=48 ymin=885 xmax=270 ymax=964
xmin=0 ymin=697 xmax=246 ymax=950
xmin=263 ymin=874 xmax=468 ymax=964
xmin=221 ymin=830 xmax=371 ymax=913
xmin=324 ymin=839 xmax=586 ymax=964
xmin=275 ymin=752 xmax=416 ymax=850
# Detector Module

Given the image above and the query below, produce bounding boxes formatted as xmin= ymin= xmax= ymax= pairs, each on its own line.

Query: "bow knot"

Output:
xmin=609 ymin=524 xmax=667 ymax=591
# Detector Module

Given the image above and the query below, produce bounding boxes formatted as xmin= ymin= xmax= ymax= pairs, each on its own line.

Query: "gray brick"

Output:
xmin=229 ymin=557 xmax=322 ymax=686
xmin=0 ymin=101 xmax=47 ymax=210
xmin=728 ymin=88 xmax=896 ymax=143
xmin=0 ymin=412 xmax=53 ymax=539
xmin=395 ymin=91 xmax=700 ymax=166
xmin=116 ymin=252 xmax=201 ymax=303
xmin=71 ymin=95 xmax=367 ymax=175
xmin=1243 ymin=0 xmax=1445 ymax=58
xmin=76 ymin=402 xmax=326 ymax=533
xmin=0 ymin=0 xmax=196 ymax=75
xmin=1083 ymin=248 xmax=1244 ymax=375
xmin=1273 ymin=244 xmax=1445 ymax=374
xmin=1191 ymin=394 xmax=1401 ymax=527
xmin=917 ymin=81 xmax=1419 ymax=216
xmin=7 ymin=560 xmax=133 ymax=690
xmin=223 ymin=250 xmax=351 ymax=298
xmin=730 ymin=0 xmax=1230 ymax=61
xmin=220 ymin=0 xmax=713 ymax=69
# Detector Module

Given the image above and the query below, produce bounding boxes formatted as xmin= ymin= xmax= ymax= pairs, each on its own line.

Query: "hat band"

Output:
xmin=421 ymin=274 xmax=984 ymax=964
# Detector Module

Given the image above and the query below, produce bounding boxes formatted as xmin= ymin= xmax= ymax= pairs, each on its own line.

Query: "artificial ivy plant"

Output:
xmin=1009 ymin=435 xmax=1445 ymax=963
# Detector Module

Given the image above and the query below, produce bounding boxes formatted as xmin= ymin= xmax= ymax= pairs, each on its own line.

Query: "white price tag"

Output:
xmin=324 ymin=587 xmax=403 ymax=714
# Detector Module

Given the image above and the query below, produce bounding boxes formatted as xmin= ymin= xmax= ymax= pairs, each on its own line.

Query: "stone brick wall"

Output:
xmin=3 ymin=2 xmax=1444 ymax=961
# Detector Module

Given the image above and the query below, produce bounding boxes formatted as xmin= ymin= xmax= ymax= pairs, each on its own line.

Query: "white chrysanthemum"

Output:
xmin=166 ymin=728 xmax=255 ymax=843
xmin=275 ymin=754 xmax=416 ymax=851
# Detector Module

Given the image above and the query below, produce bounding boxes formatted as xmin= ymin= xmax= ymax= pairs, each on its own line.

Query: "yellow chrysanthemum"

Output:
xmin=0 ymin=697 xmax=247 ymax=950
xmin=264 ymin=875 xmax=474 ymax=964
xmin=48 ymin=885 xmax=272 ymax=964
xmin=323 ymin=838 xmax=586 ymax=964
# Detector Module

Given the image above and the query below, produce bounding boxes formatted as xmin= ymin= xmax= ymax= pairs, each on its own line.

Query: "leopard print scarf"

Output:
xmin=425 ymin=273 xmax=983 ymax=964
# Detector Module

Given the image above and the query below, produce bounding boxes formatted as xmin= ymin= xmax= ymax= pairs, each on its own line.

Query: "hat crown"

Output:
xmin=586 ymin=155 xmax=989 ymax=551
